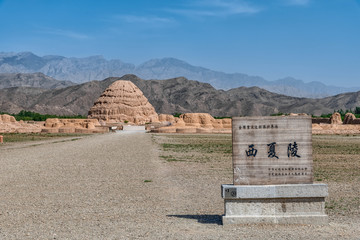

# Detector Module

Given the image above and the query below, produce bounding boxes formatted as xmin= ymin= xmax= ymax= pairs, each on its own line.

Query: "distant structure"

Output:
xmin=88 ymin=80 xmax=159 ymax=124
xmin=153 ymin=113 xmax=231 ymax=133
xmin=0 ymin=114 xmax=41 ymax=133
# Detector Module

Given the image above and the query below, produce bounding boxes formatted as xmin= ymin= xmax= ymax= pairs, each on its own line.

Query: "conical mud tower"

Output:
xmin=88 ymin=80 xmax=158 ymax=124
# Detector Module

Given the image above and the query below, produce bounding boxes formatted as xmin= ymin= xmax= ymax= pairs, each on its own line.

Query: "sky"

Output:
xmin=0 ymin=0 xmax=359 ymax=87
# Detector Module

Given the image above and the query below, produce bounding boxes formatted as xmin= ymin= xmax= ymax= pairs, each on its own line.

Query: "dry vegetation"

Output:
xmin=154 ymin=134 xmax=233 ymax=183
xmin=0 ymin=132 xmax=89 ymax=143
xmin=313 ymin=135 xmax=360 ymax=217
xmin=153 ymin=133 xmax=360 ymax=219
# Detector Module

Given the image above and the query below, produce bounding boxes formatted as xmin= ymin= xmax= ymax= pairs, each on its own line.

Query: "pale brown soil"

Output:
xmin=0 ymin=132 xmax=359 ymax=239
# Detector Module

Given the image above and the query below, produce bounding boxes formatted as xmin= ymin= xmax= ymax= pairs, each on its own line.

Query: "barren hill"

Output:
xmin=0 ymin=74 xmax=360 ymax=117
xmin=0 ymin=72 xmax=75 ymax=89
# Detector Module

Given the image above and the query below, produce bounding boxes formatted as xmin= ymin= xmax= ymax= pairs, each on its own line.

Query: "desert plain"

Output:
xmin=0 ymin=131 xmax=359 ymax=239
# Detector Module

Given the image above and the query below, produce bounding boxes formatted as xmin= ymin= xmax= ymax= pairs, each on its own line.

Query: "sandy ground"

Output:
xmin=0 ymin=132 xmax=359 ymax=239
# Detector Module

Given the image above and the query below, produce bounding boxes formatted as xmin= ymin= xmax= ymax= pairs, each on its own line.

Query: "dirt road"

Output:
xmin=0 ymin=132 xmax=359 ymax=239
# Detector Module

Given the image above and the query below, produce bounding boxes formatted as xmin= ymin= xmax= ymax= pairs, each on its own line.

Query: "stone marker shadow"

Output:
xmin=167 ymin=214 xmax=222 ymax=225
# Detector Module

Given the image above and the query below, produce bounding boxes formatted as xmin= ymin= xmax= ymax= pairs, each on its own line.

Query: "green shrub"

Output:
xmin=1 ymin=110 xmax=86 ymax=121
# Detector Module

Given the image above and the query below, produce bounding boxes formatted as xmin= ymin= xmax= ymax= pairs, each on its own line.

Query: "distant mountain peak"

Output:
xmin=119 ymin=74 xmax=143 ymax=81
xmin=16 ymin=51 xmax=36 ymax=57
xmin=137 ymin=57 xmax=191 ymax=68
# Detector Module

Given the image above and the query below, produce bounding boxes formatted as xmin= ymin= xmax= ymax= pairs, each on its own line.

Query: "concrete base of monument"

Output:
xmin=122 ymin=125 xmax=146 ymax=131
xmin=221 ymin=184 xmax=328 ymax=225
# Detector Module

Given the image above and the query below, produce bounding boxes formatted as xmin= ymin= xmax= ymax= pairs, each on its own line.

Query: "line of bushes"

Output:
xmin=271 ymin=109 xmax=360 ymax=119
xmin=0 ymin=110 xmax=87 ymax=121
xmin=3 ymin=108 xmax=360 ymax=122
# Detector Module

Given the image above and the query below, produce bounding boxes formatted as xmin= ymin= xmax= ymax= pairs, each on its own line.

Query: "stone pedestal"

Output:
xmin=222 ymin=184 xmax=328 ymax=225
xmin=122 ymin=125 xmax=146 ymax=131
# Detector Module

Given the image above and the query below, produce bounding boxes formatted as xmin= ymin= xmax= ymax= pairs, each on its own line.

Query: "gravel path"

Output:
xmin=0 ymin=132 xmax=359 ymax=239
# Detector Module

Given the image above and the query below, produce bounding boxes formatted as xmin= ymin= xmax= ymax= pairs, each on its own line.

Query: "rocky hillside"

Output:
xmin=1 ymin=52 xmax=358 ymax=98
xmin=0 ymin=72 xmax=75 ymax=89
xmin=0 ymin=74 xmax=360 ymax=117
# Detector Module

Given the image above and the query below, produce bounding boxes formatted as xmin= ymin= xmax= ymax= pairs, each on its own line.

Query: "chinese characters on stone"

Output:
xmin=245 ymin=141 xmax=301 ymax=159
xmin=245 ymin=144 xmax=257 ymax=157
xmin=267 ymin=142 xmax=279 ymax=159
xmin=288 ymin=142 xmax=301 ymax=158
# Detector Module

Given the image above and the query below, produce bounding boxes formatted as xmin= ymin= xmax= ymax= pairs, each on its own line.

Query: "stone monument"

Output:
xmin=222 ymin=116 xmax=328 ymax=225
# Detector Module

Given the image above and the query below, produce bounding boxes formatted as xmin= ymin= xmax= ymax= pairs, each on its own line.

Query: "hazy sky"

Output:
xmin=0 ymin=0 xmax=359 ymax=86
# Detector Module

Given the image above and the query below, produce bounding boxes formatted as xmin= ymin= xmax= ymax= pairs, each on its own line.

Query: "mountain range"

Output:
xmin=0 ymin=72 xmax=75 ymax=89
xmin=1 ymin=51 xmax=358 ymax=98
xmin=1 ymin=73 xmax=360 ymax=117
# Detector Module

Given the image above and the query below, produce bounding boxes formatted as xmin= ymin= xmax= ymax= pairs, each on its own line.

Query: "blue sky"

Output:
xmin=0 ymin=0 xmax=359 ymax=86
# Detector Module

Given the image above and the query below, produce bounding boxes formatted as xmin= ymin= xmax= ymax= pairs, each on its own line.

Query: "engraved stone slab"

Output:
xmin=232 ymin=116 xmax=313 ymax=185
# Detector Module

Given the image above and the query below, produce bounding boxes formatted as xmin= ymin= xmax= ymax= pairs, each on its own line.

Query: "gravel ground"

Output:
xmin=0 ymin=132 xmax=359 ymax=239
